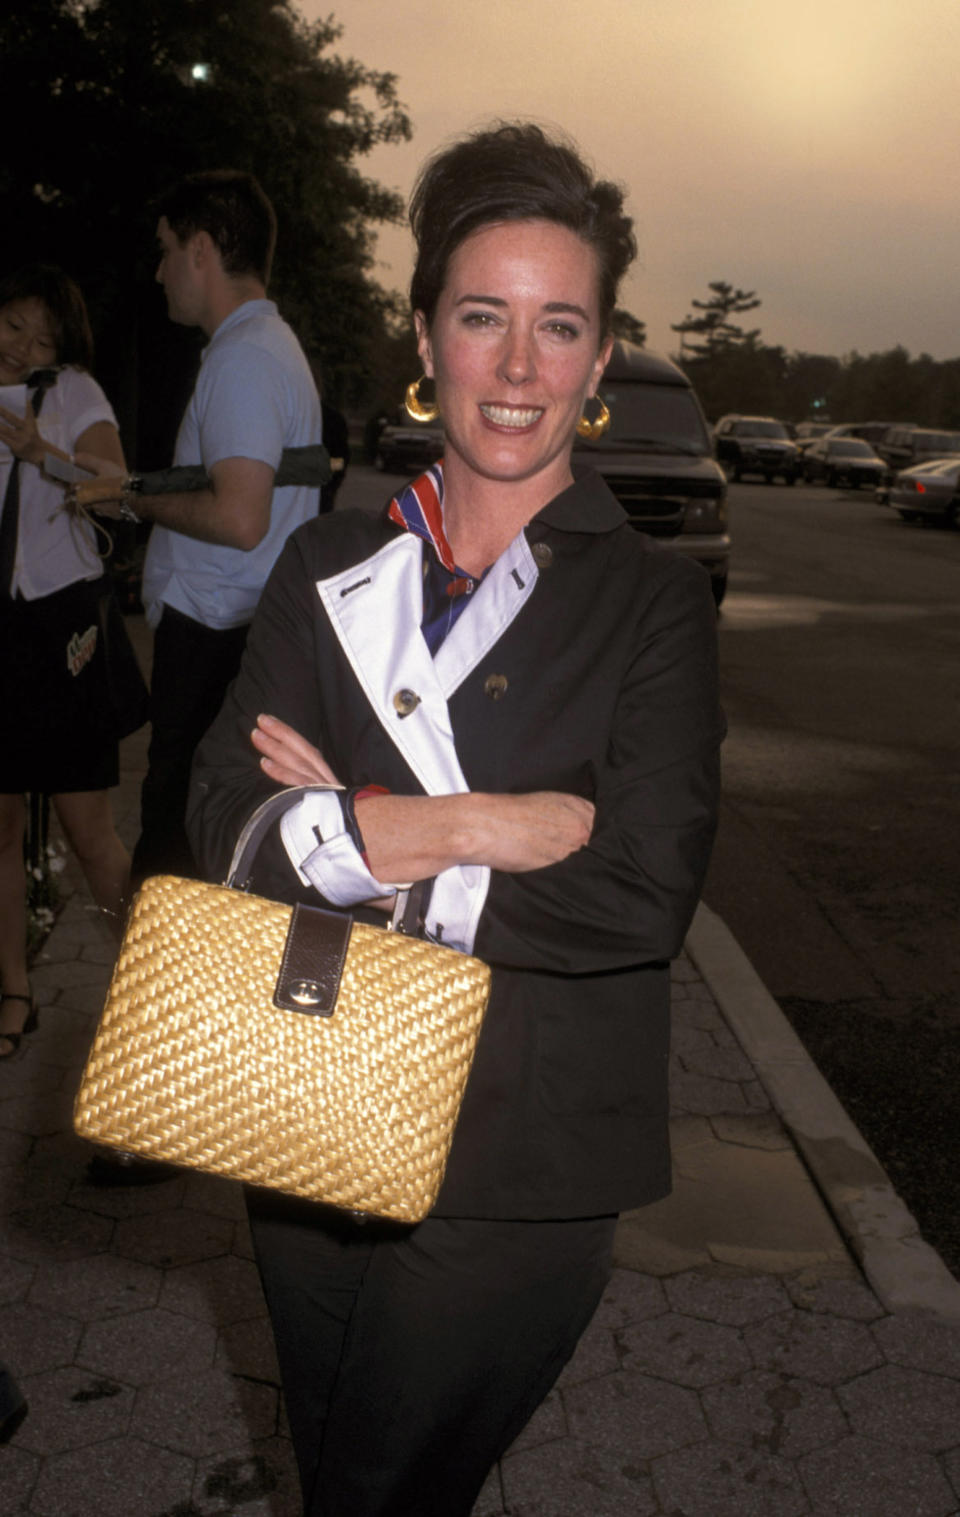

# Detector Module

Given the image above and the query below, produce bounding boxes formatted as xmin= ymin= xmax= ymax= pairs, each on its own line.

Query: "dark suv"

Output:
xmin=877 ymin=425 xmax=960 ymax=478
xmin=714 ymin=415 xmax=801 ymax=484
xmin=575 ymin=343 xmax=730 ymax=605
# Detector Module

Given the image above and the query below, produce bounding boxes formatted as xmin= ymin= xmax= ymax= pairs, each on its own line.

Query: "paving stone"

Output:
xmin=652 ymin=1438 xmax=810 ymax=1516
xmin=564 ymin=1368 xmax=707 ymax=1458
xmin=670 ymin=1020 xmax=716 ymax=1057
xmin=192 ymin=1438 xmax=301 ymax=1516
xmin=0 ymin=1441 xmax=40 ymax=1512
xmin=614 ymin=1213 xmax=709 ymax=1276
xmin=0 ymin=1129 xmax=32 ymax=1166
xmin=471 ymin=1459 xmax=506 ymax=1516
xmin=670 ymin=1068 xmax=750 ymax=1117
xmin=506 ymin=1388 xmax=567 ymax=1453
xmin=112 ymin=1206 xmax=236 ymax=1267
xmin=710 ymin=1244 xmax=848 ymax=1274
xmin=233 ymin=1212 xmax=257 ymax=1261
xmin=16 ymin=1365 xmax=134 ymax=1453
xmin=28 ymin=1435 xmax=194 ymax=1517
xmin=678 ymin=1043 xmax=756 ymax=1084
xmin=69 ymin=1168 xmax=189 ymax=1219
xmin=29 ymin=1250 xmax=161 ymax=1319
xmin=130 ymin=1366 xmax=278 ymax=1456
xmin=944 ymin=1445 xmax=960 ymax=1500
xmin=557 ymin=1314 xmax=620 ymax=1387
xmin=665 ymin=1271 xmax=791 ymax=1326
xmin=872 ymin=1310 xmax=960 ymax=1376
xmin=709 ymin=1112 xmax=791 ymax=1151
xmin=0 ymin=1202 xmax=113 ymax=1265
xmin=618 ymin=1312 xmax=752 ymax=1388
xmin=0 ymin=1300 xmax=82 ymax=1375
xmin=702 ymin=1369 xmax=849 ymax=1458
xmin=181 ymin=1170 xmax=248 ymax=1221
xmin=216 ymin=1314 xmax=281 ymax=1384
xmin=79 ymin=1304 xmax=217 ymax=1385
xmin=838 ymin=1363 xmax=960 ymax=1452
xmin=671 ymin=994 xmax=727 ymax=1031
xmin=501 ymin=1436 xmax=658 ymax=1515
xmin=591 ymin=1268 xmax=669 ymax=1331
xmin=0 ymin=1087 xmax=75 ymax=1137
xmin=0 ymin=1060 xmax=64 ymax=1099
xmin=0 ymin=1250 xmax=35 ymax=1304
xmin=785 ymin=1273 xmax=885 ymax=1321
xmin=745 ymin=1309 xmax=885 ymax=1385
xmin=797 ymin=1433 xmax=957 ymax=1515
xmin=159 ymin=1253 xmax=268 ymax=1325
xmin=670 ymin=954 xmax=699 ymax=983
xmin=743 ymin=1078 xmax=774 ymax=1111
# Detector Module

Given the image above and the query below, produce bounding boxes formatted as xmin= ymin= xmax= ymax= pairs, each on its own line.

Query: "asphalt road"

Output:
xmin=703 ymin=478 xmax=960 ymax=1275
xmin=340 ymin=463 xmax=960 ymax=1275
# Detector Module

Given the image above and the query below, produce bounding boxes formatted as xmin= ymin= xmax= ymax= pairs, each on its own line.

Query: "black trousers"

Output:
xmin=132 ymin=605 xmax=248 ymax=883
xmin=246 ymin=1193 xmax=617 ymax=1517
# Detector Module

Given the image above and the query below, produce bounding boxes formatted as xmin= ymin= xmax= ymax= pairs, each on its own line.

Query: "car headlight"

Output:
xmin=682 ymin=498 xmax=727 ymax=532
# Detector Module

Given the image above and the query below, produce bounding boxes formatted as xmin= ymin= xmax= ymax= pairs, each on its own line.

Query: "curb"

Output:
xmin=685 ymin=901 xmax=960 ymax=1321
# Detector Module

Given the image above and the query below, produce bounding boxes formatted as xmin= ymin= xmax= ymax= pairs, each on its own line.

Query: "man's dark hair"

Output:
xmin=0 ymin=263 xmax=95 ymax=370
xmin=409 ymin=122 xmax=636 ymax=335
xmin=155 ymin=170 xmax=278 ymax=285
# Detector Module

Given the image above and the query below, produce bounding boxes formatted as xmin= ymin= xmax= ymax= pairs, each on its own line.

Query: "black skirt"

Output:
xmin=0 ymin=575 xmax=133 ymax=794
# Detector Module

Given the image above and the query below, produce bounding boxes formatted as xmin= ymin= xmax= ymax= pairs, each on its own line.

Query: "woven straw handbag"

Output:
xmin=74 ymin=787 xmax=491 ymax=1223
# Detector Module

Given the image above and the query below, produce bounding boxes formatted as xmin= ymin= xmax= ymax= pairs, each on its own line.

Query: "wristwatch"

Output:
xmin=118 ymin=473 xmax=144 ymax=524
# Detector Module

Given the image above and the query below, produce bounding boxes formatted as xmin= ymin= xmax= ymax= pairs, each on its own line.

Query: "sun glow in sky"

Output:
xmin=300 ymin=0 xmax=960 ymax=360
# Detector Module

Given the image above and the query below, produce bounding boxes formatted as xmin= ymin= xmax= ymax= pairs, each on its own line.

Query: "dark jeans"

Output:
xmin=132 ymin=605 xmax=248 ymax=884
xmin=246 ymin=1192 xmax=617 ymax=1517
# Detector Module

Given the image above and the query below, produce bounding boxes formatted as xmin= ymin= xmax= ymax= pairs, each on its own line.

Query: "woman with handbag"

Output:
xmin=0 ymin=265 xmax=134 ymax=1057
xmin=189 ymin=123 xmax=724 ymax=1517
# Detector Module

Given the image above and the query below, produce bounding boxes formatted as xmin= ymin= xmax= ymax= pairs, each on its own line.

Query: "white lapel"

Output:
xmin=316 ymin=529 xmax=538 ymax=794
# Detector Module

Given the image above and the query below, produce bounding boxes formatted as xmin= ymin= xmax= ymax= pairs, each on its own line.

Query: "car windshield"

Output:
xmin=732 ymin=420 xmax=788 ymax=439
xmin=918 ymin=433 xmax=960 ymax=453
xmin=588 ymin=382 xmax=711 ymax=455
xmin=829 ymin=440 xmax=874 ymax=457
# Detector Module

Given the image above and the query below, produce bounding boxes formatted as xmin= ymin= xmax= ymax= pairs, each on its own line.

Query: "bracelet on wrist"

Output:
xmin=118 ymin=473 xmax=143 ymax=524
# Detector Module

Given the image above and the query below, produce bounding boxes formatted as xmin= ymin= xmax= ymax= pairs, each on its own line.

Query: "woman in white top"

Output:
xmin=0 ymin=265 xmax=131 ymax=1057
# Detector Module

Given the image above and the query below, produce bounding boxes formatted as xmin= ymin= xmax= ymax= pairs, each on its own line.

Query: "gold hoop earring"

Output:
xmin=576 ymin=398 xmax=611 ymax=442
xmin=404 ymin=376 xmax=440 ymax=423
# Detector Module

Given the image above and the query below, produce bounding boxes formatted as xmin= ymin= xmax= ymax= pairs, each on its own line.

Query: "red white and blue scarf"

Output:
xmin=387 ymin=463 xmax=487 ymax=655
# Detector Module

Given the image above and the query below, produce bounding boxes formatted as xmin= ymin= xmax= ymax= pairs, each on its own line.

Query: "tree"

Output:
xmin=610 ymin=309 xmax=646 ymax=347
xmin=0 ymin=0 xmax=412 ymax=453
xmin=672 ymin=281 xmax=762 ymax=358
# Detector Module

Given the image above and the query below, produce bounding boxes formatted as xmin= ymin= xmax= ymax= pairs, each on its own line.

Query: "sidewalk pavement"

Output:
xmin=3 ymin=634 xmax=960 ymax=1516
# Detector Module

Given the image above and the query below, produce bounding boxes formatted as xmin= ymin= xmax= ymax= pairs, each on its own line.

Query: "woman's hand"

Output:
xmin=251 ymin=714 xmax=342 ymax=789
xmin=0 ymin=403 xmax=44 ymax=467
xmin=65 ymin=453 xmax=128 ymax=516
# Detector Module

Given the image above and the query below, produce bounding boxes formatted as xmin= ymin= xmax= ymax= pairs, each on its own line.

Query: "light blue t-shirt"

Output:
xmin=142 ymin=299 xmax=322 ymax=630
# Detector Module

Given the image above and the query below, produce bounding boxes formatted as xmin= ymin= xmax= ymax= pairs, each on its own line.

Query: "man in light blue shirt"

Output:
xmin=84 ymin=170 xmax=322 ymax=880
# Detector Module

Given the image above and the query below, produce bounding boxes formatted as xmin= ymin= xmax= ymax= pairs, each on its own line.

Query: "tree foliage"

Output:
xmin=672 ymin=281 xmax=761 ymax=358
xmin=0 ymin=0 xmax=411 ymax=454
xmin=671 ymin=280 xmax=960 ymax=426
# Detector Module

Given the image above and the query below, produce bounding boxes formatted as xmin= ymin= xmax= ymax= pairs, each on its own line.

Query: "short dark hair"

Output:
xmin=155 ymin=170 xmax=277 ymax=284
xmin=409 ymin=122 xmax=636 ymax=336
xmin=0 ymin=264 xmax=94 ymax=369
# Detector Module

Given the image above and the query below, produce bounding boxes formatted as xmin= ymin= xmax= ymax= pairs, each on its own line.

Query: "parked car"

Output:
xmin=713 ymin=415 xmax=801 ymax=484
xmin=802 ymin=436 xmax=885 ymax=489
xmin=793 ymin=420 xmax=837 ymax=450
xmin=877 ymin=425 xmax=960 ymax=478
xmin=826 ymin=421 xmax=902 ymax=449
xmin=575 ymin=343 xmax=730 ymax=605
xmin=884 ymin=458 xmax=960 ymax=526
xmin=374 ymin=415 xmax=445 ymax=474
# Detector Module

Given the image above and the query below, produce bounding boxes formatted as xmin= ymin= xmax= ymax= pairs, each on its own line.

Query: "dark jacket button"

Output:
xmin=531 ymin=542 xmax=554 ymax=568
xmin=484 ymin=674 xmax=508 ymax=701
xmin=393 ymin=688 xmax=420 ymax=717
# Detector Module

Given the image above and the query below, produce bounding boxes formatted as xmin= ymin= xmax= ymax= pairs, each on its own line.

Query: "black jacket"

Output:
xmin=188 ymin=470 xmax=724 ymax=1218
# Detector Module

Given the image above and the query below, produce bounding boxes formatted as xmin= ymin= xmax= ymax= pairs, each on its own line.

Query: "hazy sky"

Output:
xmin=301 ymin=0 xmax=960 ymax=361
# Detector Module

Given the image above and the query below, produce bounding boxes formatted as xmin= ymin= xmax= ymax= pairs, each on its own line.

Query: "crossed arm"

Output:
xmin=251 ymin=713 xmax=596 ymax=883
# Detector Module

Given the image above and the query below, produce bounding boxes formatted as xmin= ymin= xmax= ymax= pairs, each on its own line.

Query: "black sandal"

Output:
xmin=0 ymin=993 xmax=39 ymax=1059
